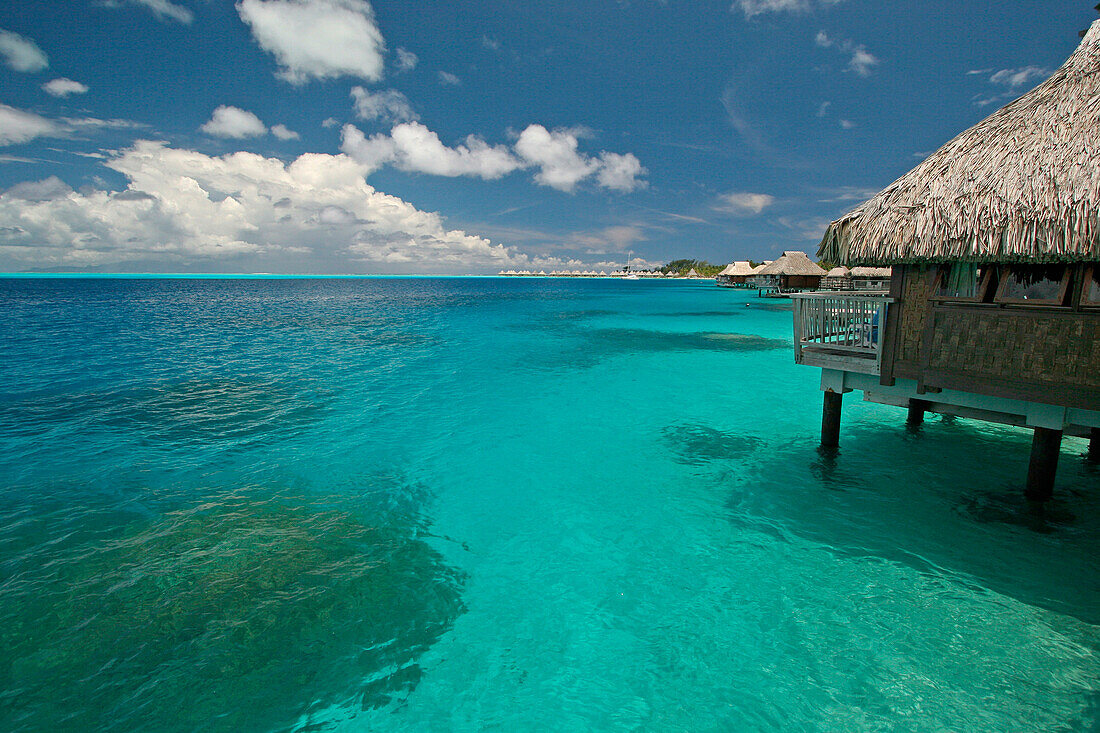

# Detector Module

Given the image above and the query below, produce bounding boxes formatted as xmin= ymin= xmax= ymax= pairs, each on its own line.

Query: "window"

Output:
xmin=934 ymin=264 xmax=992 ymax=301
xmin=994 ymin=265 xmax=1070 ymax=305
xmin=1081 ymin=266 xmax=1100 ymax=307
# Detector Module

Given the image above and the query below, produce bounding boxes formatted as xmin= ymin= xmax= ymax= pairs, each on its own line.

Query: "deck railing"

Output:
xmin=792 ymin=292 xmax=892 ymax=374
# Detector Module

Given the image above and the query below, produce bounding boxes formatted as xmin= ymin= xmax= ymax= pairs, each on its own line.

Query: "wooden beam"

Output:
xmin=1025 ymin=427 xmax=1062 ymax=502
xmin=1089 ymin=428 xmax=1100 ymax=463
xmin=821 ymin=391 xmax=842 ymax=449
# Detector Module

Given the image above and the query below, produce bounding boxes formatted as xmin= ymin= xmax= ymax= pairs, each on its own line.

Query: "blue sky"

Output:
xmin=0 ymin=0 xmax=1091 ymax=274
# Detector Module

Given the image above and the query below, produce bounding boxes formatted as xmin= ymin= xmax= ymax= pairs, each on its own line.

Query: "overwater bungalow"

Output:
xmin=754 ymin=251 xmax=827 ymax=294
xmin=821 ymin=266 xmax=852 ymax=290
xmin=717 ymin=261 xmax=756 ymax=287
xmin=849 ymin=266 xmax=892 ymax=291
xmin=793 ymin=20 xmax=1100 ymax=501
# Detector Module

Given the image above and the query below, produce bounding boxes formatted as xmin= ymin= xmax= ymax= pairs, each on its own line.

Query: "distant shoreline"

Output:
xmin=0 ymin=273 xmax=714 ymax=280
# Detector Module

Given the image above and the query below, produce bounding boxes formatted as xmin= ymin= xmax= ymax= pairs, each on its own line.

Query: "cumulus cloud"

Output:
xmin=201 ymin=106 xmax=268 ymax=138
xmin=271 ymin=124 xmax=299 ymax=140
xmin=339 ymin=124 xmax=397 ymax=173
xmin=0 ymin=140 xmax=521 ymax=272
xmin=815 ymin=31 xmax=878 ymax=76
xmin=344 ymin=121 xmax=521 ymax=179
xmin=596 ymin=152 xmax=647 ymax=192
xmin=438 ymin=71 xmax=461 ymax=86
xmin=394 ymin=47 xmax=417 ymax=71
xmin=4 ymin=176 xmax=73 ymax=201
xmin=0 ymin=104 xmax=63 ymax=145
xmin=734 ymin=0 xmax=844 ymax=18
xmin=350 ymin=86 xmax=417 ymax=123
xmin=0 ymin=29 xmax=48 ymax=72
xmin=42 ymin=78 xmax=89 ymax=97
xmin=343 ymin=121 xmax=646 ymax=193
xmin=713 ymin=191 xmax=775 ymax=215
xmin=514 ymin=125 xmax=599 ymax=192
xmin=237 ymin=0 xmax=385 ymax=84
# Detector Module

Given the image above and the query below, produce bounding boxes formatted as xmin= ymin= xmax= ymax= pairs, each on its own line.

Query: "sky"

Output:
xmin=0 ymin=1 xmax=1093 ymax=274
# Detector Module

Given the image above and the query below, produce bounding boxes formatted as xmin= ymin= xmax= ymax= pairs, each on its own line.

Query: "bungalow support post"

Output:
xmin=1025 ymin=427 xmax=1062 ymax=502
xmin=821 ymin=391 xmax=842 ymax=449
xmin=1089 ymin=428 xmax=1100 ymax=462
xmin=906 ymin=399 xmax=927 ymax=426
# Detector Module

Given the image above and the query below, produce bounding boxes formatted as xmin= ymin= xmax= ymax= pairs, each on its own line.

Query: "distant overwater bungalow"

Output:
xmin=716 ymin=261 xmax=756 ymax=287
xmin=751 ymin=251 xmax=826 ymax=296
xmin=793 ymin=20 xmax=1100 ymax=501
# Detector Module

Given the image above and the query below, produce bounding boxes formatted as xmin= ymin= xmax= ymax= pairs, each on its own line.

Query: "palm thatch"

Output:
xmin=718 ymin=261 xmax=756 ymax=276
xmin=849 ymin=266 xmax=891 ymax=277
xmin=819 ymin=20 xmax=1100 ymax=266
xmin=755 ymin=251 xmax=827 ymax=277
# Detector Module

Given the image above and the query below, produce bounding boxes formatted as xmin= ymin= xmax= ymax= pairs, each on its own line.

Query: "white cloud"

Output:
xmin=438 ymin=71 xmax=461 ymax=85
xmin=839 ymin=118 xmax=855 ymax=129
xmin=4 ymin=176 xmax=73 ymax=201
xmin=815 ymin=31 xmax=878 ymax=77
xmin=0 ymin=140 xmax=522 ymax=272
xmin=124 ymin=0 xmax=194 ymax=23
xmin=322 ymin=117 xmax=339 ymax=128
xmin=514 ymin=125 xmax=599 ymax=192
xmin=0 ymin=104 xmax=63 ymax=145
xmin=596 ymin=152 xmax=647 ymax=192
xmin=816 ymin=100 xmax=831 ymax=117
xmin=271 ymin=123 xmax=300 ymax=140
xmin=988 ymin=66 xmax=1049 ymax=89
xmin=387 ymin=122 xmax=520 ymax=179
xmin=394 ymin=47 xmax=417 ymax=71
xmin=237 ymin=0 xmax=386 ymax=84
xmin=343 ymin=122 xmax=521 ymax=180
xmin=734 ymin=0 xmax=844 ymax=18
xmin=343 ymin=121 xmax=646 ymax=193
xmin=42 ymin=78 xmax=89 ymax=97
xmin=339 ymin=124 xmax=396 ymax=174
xmin=570 ymin=225 xmax=646 ymax=252
xmin=201 ymin=106 xmax=268 ymax=138
xmin=350 ymin=86 xmax=417 ymax=123
xmin=713 ymin=191 xmax=775 ymax=215
xmin=971 ymin=66 xmax=1051 ymax=107
xmin=0 ymin=29 xmax=48 ymax=73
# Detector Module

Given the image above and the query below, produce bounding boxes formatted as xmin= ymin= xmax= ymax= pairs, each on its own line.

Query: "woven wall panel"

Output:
xmin=896 ymin=267 xmax=934 ymax=365
xmin=928 ymin=310 xmax=1100 ymax=388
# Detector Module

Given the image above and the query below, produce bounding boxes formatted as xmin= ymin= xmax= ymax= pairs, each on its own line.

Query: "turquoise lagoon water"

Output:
xmin=0 ymin=276 xmax=1097 ymax=731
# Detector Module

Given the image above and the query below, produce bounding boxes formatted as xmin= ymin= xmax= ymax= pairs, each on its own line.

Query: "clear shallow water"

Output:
xmin=0 ymin=276 xmax=1097 ymax=731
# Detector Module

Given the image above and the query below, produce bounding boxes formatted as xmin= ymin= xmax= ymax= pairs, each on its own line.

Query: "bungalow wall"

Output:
xmin=782 ymin=275 xmax=823 ymax=290
xmin=881 ymin=264 xmax=1100 ymax=411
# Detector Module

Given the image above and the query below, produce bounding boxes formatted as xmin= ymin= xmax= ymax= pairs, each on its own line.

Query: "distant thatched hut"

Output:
xmin=754 ymin=251 xmax=827 ymax=292
xmin=796 ymin=20 xmax=1100 ymax=501
xmin=717 ymin=261 xmax=756 ymax=287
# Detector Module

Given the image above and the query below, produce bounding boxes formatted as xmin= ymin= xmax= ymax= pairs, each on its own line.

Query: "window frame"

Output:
xmin=993 ymin=265 xmax=1071 ymax=306
xmin=1080 ymin=265 xmax=1100 ymax=308
xmin=931 ymin=264 xmax=995 ymax=303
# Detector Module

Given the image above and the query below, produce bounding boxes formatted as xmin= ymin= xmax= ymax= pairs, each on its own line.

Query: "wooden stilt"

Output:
xmin=821 ymin=391 xmax=842 ymax=449
xmin=1025 ymin=427 xmax=1062 ymax=502
xmin=1089 ymin=428 xmax=1100 ymax=463
xmin=906 ymin=399 xmax=926 ymax=426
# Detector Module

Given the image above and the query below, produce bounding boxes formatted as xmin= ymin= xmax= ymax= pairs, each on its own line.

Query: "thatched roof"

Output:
xmin=755 ymin=251 xmax=827 ymax=277
xmin=849 ymin=266 xmax=891 ymax=278
xmin=826 ymin=266 xmax=850 ymax=278
xmin=686 ymin=268 xmax=700 ymax=276
xmin=819 ymin=21 xmax=1100 ymax=266
xmin=719 ymin=261 xmax=755 ymax=276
